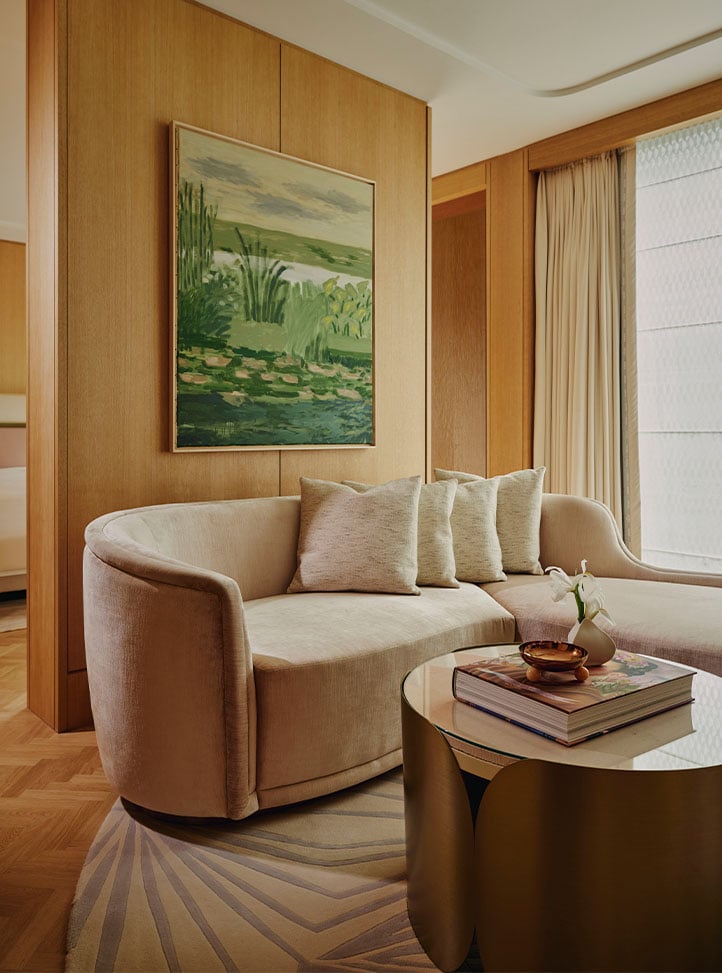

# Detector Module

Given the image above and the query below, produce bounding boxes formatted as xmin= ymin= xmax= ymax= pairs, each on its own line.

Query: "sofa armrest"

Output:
xmin=83 ymin=539 xmax=257 ymax=819
xmin=539 ymin=493 xmax=722 ymax=588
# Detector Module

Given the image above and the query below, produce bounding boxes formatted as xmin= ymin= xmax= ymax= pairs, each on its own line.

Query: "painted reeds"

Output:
xmin=234 ymin=229 xmax=289 ymax=325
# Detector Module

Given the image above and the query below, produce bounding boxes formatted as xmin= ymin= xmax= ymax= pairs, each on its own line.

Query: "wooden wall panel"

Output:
xmin=431 ymin=195 xmax=486 ymax=475
xmin=26 ymin=0 xmax=66 ymax=727
xmin=522 ymin=161 xmax=536 ymax=468
xmin=432 ymin=160 xmax=487 ymax=205
xmin=278 ymin=45 xmax=428 ymax=494
xmin=0 ymin=241 xmax=26 ymax=394
xmin=66 ymin=668 xmax=92 ymax=730
xmin=62 ymin=0 xmax=282 ymax=678
xmin=28 ymin=0 xmax=430 ymax=728
xmin=425 ymin=107 xmax=433 ymax=483
xmin=486 ymin=149 xmax=534 ymax=476
xmin=529 ymin=77 xmax=722 ymax=171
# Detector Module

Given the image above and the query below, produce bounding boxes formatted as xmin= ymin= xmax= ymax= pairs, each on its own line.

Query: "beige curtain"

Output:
xmin=533 ymin=151 xmax=622 ymax=527
xmin=618 ymin=146 xmax=641 ymax=555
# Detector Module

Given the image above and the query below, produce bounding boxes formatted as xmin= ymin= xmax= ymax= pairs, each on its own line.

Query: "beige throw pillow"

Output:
xmin=447 ymin=478 xmax=506 ymax=583
xmin=344 ymin=479 xmax=459 ymax=588
xmin=288 ymin=476 xmax=422 ymax=595
xmin=436 ymin=467 xmax=546 ymax=574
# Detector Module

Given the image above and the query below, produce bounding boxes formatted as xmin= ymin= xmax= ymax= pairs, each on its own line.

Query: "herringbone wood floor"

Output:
xmin=0 ymin=623 xmax=116 ymax=972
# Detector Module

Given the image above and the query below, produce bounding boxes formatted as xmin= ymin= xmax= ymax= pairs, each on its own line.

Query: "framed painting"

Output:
xmin=170 ymin=122 xmax=375 ymax=451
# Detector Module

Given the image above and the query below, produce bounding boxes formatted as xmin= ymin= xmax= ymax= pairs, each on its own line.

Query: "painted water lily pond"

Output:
xmin=171 ymin=123 xmax=375 ymax=449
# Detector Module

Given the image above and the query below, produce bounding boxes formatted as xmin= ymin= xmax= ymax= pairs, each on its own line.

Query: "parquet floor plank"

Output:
xmin=0 ymin=619 xmax=117 ymax=972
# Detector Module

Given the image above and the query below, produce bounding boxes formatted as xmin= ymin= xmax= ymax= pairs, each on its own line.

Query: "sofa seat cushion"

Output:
xmin=246 ymin=585 xmax=515 ymax=793
xmin=483 ymin=575 xmax=722 ymax=676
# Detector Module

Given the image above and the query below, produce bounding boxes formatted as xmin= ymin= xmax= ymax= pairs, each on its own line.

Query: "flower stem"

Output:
xmin=573 ymin=588 xmax=585 ymax=623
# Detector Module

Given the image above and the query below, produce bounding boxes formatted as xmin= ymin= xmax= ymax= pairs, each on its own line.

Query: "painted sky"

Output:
xmin=177 ymin=126 xmax=373 ymax=251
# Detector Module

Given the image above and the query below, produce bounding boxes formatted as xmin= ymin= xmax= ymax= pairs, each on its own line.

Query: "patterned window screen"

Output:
xmin=635 ymin=116 xmax=722 ymax=572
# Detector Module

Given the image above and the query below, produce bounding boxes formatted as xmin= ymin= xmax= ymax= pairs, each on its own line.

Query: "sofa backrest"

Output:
xmin=87 ymin=496 xmax=301 ymax=602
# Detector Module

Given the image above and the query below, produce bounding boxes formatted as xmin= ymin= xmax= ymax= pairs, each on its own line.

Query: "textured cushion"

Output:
xmin=436 ymin=467 xmax=546 ymax=574
xmin=344 ymin=479 xmax=459 ymax=588
xmin=288 ymin=476 xmax=421 ymax=595
xmin=247 ymin=585 xmax=516 ymax=792
xmin=448 ymin=479 xmax=506 ymax=583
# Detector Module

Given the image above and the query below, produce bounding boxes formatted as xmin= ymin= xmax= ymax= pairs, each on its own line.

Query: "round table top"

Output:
xmin=402 ymin=644 xmax=722 ymax=772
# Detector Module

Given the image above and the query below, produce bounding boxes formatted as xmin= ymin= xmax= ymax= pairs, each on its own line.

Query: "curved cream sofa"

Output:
xmin=83 ymin=492 xmax=722 ymax=820
xmin=83 ymin=495 xmax=515 ymax=819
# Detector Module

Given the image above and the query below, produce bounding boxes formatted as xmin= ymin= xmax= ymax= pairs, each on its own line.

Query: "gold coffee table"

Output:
xmin=401 ymin=644 xmax=722 ymax=973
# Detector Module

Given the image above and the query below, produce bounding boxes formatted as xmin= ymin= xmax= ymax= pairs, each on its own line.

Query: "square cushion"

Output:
xmin=344 ymin=478 xmax=459 ymax=587
xmin=449 ymin=478 xmax=506 ymax=583
xmin=436 ymin=467 xmax=546 ymax=574
xmin=288 ymin=475 xmax=421 ymax=595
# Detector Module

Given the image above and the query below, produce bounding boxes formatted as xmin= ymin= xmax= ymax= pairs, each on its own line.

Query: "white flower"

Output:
xmin=577 ymin=574 xmax=600 ymax=603
xmin=545 ymin=566 xmax=574 ymax=601
xmin=545 ymin=560 xmax=614 ymax=626
xmin=582 ymin=591 xmax=614 ymax=624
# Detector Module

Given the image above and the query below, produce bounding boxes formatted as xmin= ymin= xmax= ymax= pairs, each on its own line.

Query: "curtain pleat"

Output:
xmin=533 ymin=152 xmax=623 ymax=527
xmin=619 ymin=146 xmax=641 ymax=554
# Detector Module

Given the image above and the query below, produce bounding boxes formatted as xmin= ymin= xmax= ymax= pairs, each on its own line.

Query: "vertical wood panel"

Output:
xmin=0 ymin=241 xmax=26 ymax=394
xmin=26 ymin=0 xmax=66 ymax=727
xmin=278 ymin=45 xmax=428 ymax=493
xmin=425 ymin=106 xmax=433 ymax=483
xmin=522 ymin=157 xmax=536 ymax=468
xmin=486 ymin=149 xmax=530 ymax=476
xmin=63 ymin=0 xmax=282 ymax=680
xmin=66 ymin=667 xmax=92 ymax=729
xmin=29 ymin=0 xmax=430 ymax=728
xmin=431 ymin=196 xmax=486 ymax=475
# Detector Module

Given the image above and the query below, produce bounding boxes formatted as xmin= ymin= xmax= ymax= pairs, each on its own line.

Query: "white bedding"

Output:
xmin=0 ymin=466 xmax=26 ymax=588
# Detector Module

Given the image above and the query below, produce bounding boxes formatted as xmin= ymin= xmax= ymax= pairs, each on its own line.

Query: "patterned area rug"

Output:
xmin=65 ymin=769 xmax=440 ymax=972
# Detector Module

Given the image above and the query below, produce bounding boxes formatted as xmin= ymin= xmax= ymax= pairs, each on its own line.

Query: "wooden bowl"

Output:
xmin=519 ymin=639 xmax=589 ymax=672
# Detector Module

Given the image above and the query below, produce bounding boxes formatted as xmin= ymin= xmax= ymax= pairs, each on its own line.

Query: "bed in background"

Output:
xmin=0 ymin=393 xmax=26 ymax=593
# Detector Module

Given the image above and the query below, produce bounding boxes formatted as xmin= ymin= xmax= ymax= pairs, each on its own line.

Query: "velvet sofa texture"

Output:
xmin=83 ymin=491 xmax=722 ymax=820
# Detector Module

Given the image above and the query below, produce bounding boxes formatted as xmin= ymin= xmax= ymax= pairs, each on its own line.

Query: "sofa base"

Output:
xmin=257 ymin=748 xmax=402 ymax=813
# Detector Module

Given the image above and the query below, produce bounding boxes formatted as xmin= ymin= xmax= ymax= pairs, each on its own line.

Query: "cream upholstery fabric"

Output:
xmin=483 ymin=574 xmax=722 ymax=677
xmin=83 ymin=546 xmax=257 ymax=820
xmin=538 ymin=493 xmax=722 ymax=587
xmin=288 ymin=476 xmax=422 ymax=595
xmin=344 ymin=478 xmax=458 ymax=587
xmin=102 ymin=496 xmax=301 ymax=601
xmin=83 ymin=491 xmax=722 ymax=822
xmin=437 ymin=467 xmax=545 ymax=574
xmin=247 ymin=585 xmax=515 ymax=793
xmin=446 ymin=479 xmax=505 ymax=583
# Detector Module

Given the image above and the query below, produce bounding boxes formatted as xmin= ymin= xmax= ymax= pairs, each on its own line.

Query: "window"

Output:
xmin=635 ymin=116 xmax=722 ymax=572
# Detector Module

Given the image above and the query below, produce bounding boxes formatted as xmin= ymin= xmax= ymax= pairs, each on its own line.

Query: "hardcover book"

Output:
xmin=452 ymin=649 xmax=695 ymax=745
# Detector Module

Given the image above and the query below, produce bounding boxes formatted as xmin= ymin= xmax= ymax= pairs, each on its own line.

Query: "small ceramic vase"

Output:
xmin=567 ymin=617 xmax=616 ymax=667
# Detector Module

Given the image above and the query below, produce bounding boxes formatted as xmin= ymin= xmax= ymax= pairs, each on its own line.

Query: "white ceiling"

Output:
xmin=2 ymin=0 xmax=722 ymax=238
xmin=203 ymin=0 xmax=722 ymax=175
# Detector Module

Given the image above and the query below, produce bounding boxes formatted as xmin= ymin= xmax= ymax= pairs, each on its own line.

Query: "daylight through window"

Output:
xmin=635 ymin=116 xmax=722 ymax=572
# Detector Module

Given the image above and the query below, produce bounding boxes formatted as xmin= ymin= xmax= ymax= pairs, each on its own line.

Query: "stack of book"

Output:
xmin=452 ymin=649 xmax=695 ymax=745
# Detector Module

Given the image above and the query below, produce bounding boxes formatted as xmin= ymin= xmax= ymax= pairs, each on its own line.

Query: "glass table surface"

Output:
xmin=402 ymin=644 xmax=722 ymax=773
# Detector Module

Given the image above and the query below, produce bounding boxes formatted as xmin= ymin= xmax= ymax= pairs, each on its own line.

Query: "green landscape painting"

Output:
xmin=172 ymin=123 xmax=375 ymax=449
